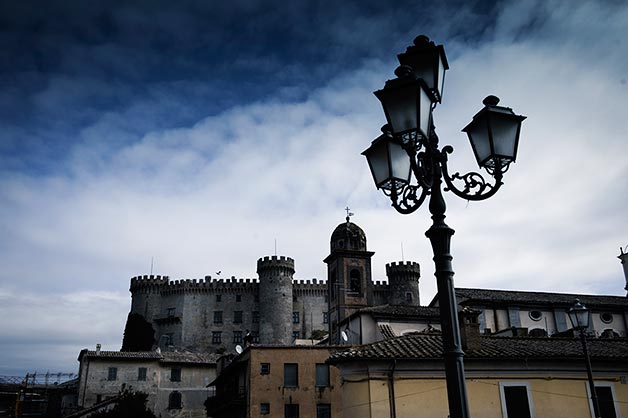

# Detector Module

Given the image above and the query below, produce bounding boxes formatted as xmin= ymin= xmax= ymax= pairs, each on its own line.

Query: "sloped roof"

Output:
xmin=427 ymin=288 xmax=628 ymax=309
xmin=355 ymin=304 xmax=441 ymax=319
xmin=329 ymin=334 xmax=628 ymax=362
xmin=79 ymin=350 xmax=218 ymax=364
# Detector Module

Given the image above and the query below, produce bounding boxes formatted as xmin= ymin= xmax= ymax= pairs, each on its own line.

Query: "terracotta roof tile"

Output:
xmin=447 ymin=288 xmax=628 ymax=308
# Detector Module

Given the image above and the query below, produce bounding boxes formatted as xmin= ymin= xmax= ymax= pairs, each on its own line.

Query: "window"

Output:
xmin=253 ymin=311 xmax=260 ymax=323
xmin=252 ymin=331 xmax=260 ymax=343
xmin=236 ymin=294 xmax=242 ymax=302
xmin=216 ymin=294 xmax=222 ymax=302
xmin=323 ymin=312 xmax=328 ymax=324
xmin=349 ymin=269 xmax=361 ymax=293
xmin=166 ymin=307 xmax=176 ymax=317
xmin=499 ymin=382 xmax=533 ymax=418
xmin=600 ymin=312 xmax=614 ymax=324
xmin=285 ymin=404 xmax=299 ymax=418
xmin=170 ymin=368 xmax=181 ymax=382
xmin=107 ymin=367 xmax=117 ymax=381
xmin=261 ymin=363 xmax=270 ymax=375
xmin=590 ymin=382 xmax=619 ymax=418
xmin=284 ymin=363 xmax=298 ymax=387
xmin=168 ymin=391 xmax=182 ymax=409
xmin=234 ymin=311 xmax=243 ymax=323
xmin=233 ymin=331 xmax=243 ymax=343
xmin=316 ymin=404 xmax=331 ymax=418
xmin=212 ymin=331 xmax=222 ymax=344
xmin=261 ymin=403 xmax=270 ymax=415
xmin=315 ymin=364 xmax=330 ymax=387
xmin=405 ymin=292 xmax=413 ymax=303
xmin=163 ymin=333 xmax=174 ymax=346
xmin=528 ymin=310 xmax=543 ymax=321
xmin=293 ymin=295 xmax=298 ymax=302
xmin=293 ymin=312 xmax=300 ymax=324
xmin=292 ymin=331 xmax=300 ymax=340
xmin=137 ymin=367 xmax=147 ymax=381
xmin=214 ymin=311 xmax=223 ymax=324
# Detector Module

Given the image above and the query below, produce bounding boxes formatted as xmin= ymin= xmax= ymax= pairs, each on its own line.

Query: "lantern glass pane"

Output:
xmin=437 ymin=58 xmax=445 ymax=100
xmin=381 ymin=87 xmax=418 ymax=135
xmin=366 ymin=139 xmax=391 ymax=186
xmin=419 ymin=86 xmax=432 ymax=138
xmin=489 ymin=114 xmax=519 ymax=161
xmin=466 ymin=118 xmax=491 ymax=166
xmin=575 ymin=310 xmax=590 ymax=329
xmin=388 ymin=140 xmax=411 ymax=183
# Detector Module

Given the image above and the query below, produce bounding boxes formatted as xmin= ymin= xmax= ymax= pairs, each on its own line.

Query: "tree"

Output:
xmin=121 ymin=313 xmax=155 ymax=351
xmin=89 ymin=388 xmax=156 ymax=418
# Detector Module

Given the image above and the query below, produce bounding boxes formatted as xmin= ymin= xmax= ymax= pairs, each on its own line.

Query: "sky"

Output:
xmin=0 ymin=0 xmax=627 ymax=376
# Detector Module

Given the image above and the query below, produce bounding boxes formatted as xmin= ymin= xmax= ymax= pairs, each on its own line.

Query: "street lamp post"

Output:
xmin=362 ymin=35 xmax=526 ymax=418
xmin=568 ymin=299 xmax=601 ymax=418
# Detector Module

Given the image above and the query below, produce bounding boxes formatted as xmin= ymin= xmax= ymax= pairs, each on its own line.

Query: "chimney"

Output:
xmin=459 ymin=307 xmax=481 ymax=352
xmin=96 ymin=344 xmax=101 ymax=355
xmin=619 ymin=246 xmax=628 ymax=295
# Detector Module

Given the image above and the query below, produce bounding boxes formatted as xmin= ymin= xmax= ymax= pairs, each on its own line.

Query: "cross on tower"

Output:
xmin=345 ymin=206 xmax=355 ymax=222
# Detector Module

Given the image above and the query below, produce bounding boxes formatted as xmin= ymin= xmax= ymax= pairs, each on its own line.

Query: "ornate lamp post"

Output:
xmin=568 ymin=299 xmax=601 ymax=418
xmin=362 ymin=35 xmax=526 ymax=418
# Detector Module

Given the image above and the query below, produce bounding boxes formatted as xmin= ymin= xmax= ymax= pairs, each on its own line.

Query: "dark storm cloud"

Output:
xmin=0 ymin=0 xmax=501 ymax=173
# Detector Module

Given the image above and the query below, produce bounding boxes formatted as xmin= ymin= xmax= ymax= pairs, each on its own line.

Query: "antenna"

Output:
xmin=150 ymin=257 xmax=154 ymax=275
xmin=401 ymin=242 xmax=405 ymax=262
xmin=274 ymin=238 xmax=277 ymax=256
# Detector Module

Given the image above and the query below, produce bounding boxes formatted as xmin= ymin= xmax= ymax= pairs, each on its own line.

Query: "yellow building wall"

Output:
xmin=340 ymin=375 xmax=628 ymax=418
xmin=248 ymin=348 xmax=342 ymax=418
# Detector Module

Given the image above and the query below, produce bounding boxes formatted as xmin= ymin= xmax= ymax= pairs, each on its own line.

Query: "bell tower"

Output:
xmin=324 ymin=212 xmax=374 ymax=344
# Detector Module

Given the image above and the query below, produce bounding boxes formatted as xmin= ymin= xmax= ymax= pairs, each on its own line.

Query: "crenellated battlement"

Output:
xmin=293 ymin=278 xmax=327 ymax=294
xmin=257 ymin=255 xmax=295 ymax=271
xmin=130 ymin=275 xmax=170 ymax=292
xmin=386 ymin=261 xmax=421 ymax=280
xmin=372 ymin=280 xmax=391 ymax=290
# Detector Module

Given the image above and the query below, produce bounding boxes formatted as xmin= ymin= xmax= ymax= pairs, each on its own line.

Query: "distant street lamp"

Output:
xmin=568 ymin=299 xmax=601 ymax=418
xmin=362 ymin=35 xmax=526 ymax=418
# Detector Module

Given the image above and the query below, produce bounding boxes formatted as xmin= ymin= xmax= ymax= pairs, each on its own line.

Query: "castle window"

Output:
xmin=168 ymin=391 xmax=182 ymax=409
xmin=323 ymin=312 xmax=329 ymax=324
xmin=234 ymin=311 xmax=243 ymax=323
xmin=170 ymin=368 xmax=181 ymax=382
xmin=251 ymin=331 xmax=260 ymax=343
xmin=292 ymin=331 xmax=300 ymax=340
xmin=166 ymin=307 xmax=176 ymax=317
xmin=236 ymin=294 xmax=242 ymax=302
xmin=261 ymin=363 xmax=270 ymax=374
xmin=137 ymin=367 xmax=147 ymax=381
xmin=253 ymin=311 xmax=260 ymax=323
xmin=216 ymin=294 xmax=222 ymax=302
xmin=233 ymin=331 xmax=243 ymax=343
xmin=163 ymin=333 xmax=174 ymax=346
xmin=212 ymin=331 xmax=222 ymax=344
xmin=293 ymin=312 xmax=300 ymax=324
xmin=349 ymin=269 xmax=361 ymax=294
xmin=285 ymin=404 xmax=299 ymax=418
xmin=261 ymin=403 xmax=270 ymax=415
xmin=405 ymin=292 xmax=413 ymax=303
xmin=107 ymin=367 xmax=117 ymax=381
xmin=214 ymin=311 xmax=223 ymax=324
xmin=316 ymin=404 xmax=331 ymax=418
xmin=600 ymin=312 xmax=613 ymax=324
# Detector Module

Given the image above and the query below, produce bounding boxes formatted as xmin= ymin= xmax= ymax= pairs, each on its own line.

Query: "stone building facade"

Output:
xmin=127 ymin=218 xmax=422 ymax=354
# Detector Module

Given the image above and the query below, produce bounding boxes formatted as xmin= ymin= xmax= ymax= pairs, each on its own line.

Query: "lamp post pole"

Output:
xmin=568 ymin=299 xmax=601 ymax=418
xmin=362 ymin=35 xmax=526 ymax=418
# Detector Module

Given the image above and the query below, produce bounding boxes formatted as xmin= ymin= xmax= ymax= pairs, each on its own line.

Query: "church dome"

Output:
xmin=330 ymin=218 xmax=367 ymax=252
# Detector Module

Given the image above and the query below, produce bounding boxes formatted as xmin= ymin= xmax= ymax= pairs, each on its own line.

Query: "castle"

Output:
xmin=127 ymin=216 xmax=421 ymax=352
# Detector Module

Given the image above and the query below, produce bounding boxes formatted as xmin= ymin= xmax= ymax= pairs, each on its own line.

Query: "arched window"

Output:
xmin=349 ymin=269 xmax=361 ymax=294
xmin=168 ymin=391 xmax=182 ymax=409
xmin=528 ymin=328 xmax=548 ymax=337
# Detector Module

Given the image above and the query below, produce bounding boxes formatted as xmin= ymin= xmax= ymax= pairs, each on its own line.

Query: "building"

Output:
xmin=205 ymin=345 xmax=343 ymax=418
xmin=328 ymin=312 xmax=628 ymax=418
xmin=125 ymin=217 xmax=421 ymax=354
xmin=77 ymin=348 xmax=217 ymax=417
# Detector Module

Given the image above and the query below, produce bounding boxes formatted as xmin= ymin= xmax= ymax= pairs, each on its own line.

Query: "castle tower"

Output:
xmin=324 ymin=216 xmax=374 ymax=344
xmin=257 ymin=256 xmax=295 ymax=345
xmin=386 ymin=261 xmax=421 ymax=305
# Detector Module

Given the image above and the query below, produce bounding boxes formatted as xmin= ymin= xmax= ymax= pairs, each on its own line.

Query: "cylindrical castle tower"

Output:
xmin=129 ymin=275 xmax=169 ymax=320
xmin=386 ymin=261 xmax=421 ymax=305
xmin=257 ymin=256 xmax=295 ymax=345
